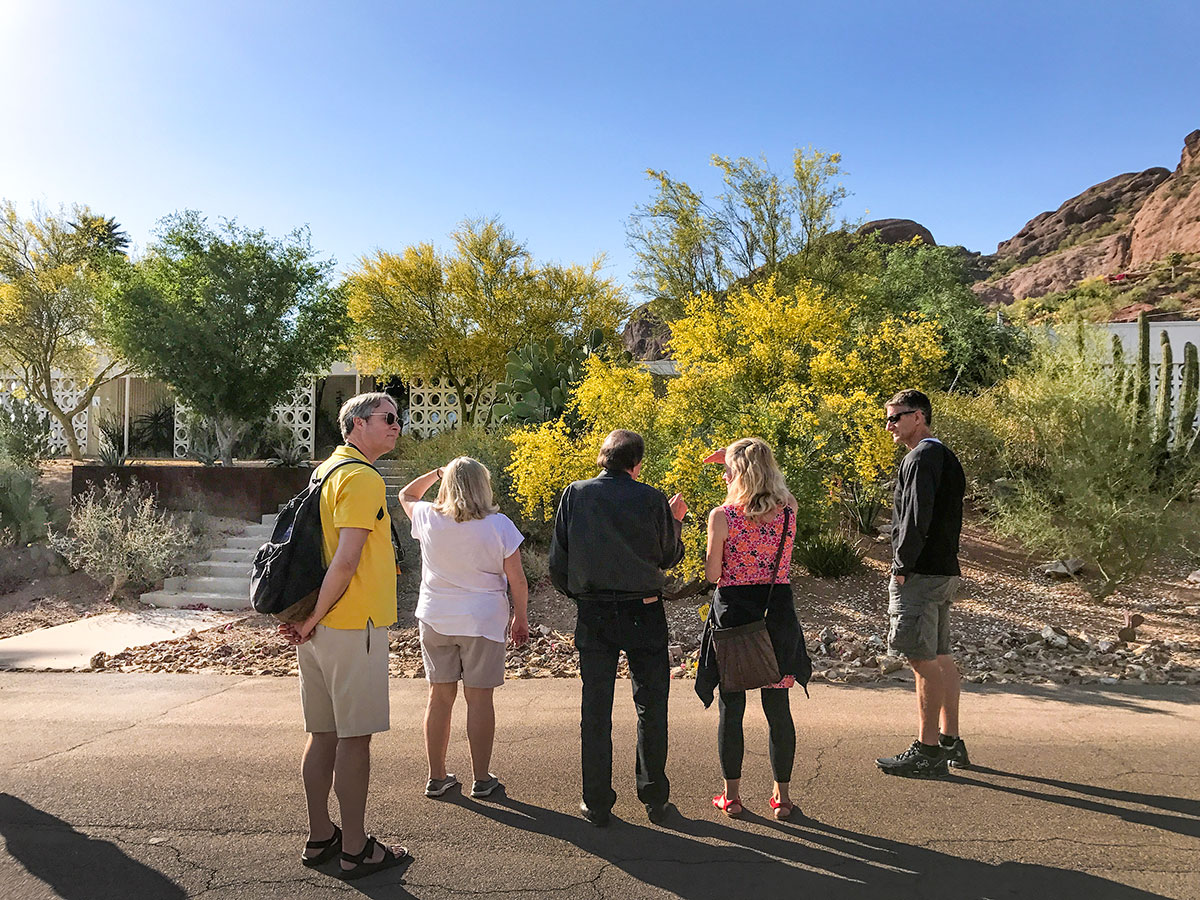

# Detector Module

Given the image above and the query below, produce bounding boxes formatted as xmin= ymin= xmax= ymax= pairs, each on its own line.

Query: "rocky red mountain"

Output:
xmin=977 ymin=128 xmax=1200 ymax=305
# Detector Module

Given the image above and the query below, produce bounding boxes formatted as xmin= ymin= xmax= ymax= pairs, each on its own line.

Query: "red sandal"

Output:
xmin=769 ymin=796 xmax=795 ymax=820
xmin=713 ymin=792 xmax=743 ymax=818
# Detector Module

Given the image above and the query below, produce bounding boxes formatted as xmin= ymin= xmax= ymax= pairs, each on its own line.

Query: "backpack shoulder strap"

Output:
xmin=311 ymin=457 xmax=379 ymax=489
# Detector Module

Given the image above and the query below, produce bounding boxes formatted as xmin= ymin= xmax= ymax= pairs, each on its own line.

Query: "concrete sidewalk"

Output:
xmin=0 ymin=610 xmax=240 ymax=670
xmin=1 ymin=674 xmax=1197 ymax=899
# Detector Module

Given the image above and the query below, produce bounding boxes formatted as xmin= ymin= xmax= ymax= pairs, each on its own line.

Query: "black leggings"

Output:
xmin=717 ymin=687 xmax=795 ymax=782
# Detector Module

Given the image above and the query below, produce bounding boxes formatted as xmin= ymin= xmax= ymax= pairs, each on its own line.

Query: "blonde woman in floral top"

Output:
xmin=696 ymin=438 xmax=811 ymax=820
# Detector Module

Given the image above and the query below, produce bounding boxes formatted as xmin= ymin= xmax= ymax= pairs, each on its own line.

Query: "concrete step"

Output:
xmin=164 ymin=575 xmax=247 ymax=597
xmin=193 ymin=560 xmax=251 ymax=578
xmin=261 ymin=513 xmax=278 ymax=527
xmin=226 ymin=536 xmax=266 ymax=550
xmin=242 ymin=524 xmax=272 ymax=538
xmin=140 ymin=590 xmax=252 ymax=612
xmin=210 ymin=548 xmax=257 ymax=563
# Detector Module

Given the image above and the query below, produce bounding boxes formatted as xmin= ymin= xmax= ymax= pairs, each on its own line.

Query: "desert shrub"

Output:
xmin=131 ymin=401 xmax=174 ymax=455
xmin=0 ymin=395 xmax=54 ymax=467
xmin=267 ymin=440 xmax=312 ymax=467
xmin=0 ymin=462 xmax=56 ymax=546
xmin=97 ymin=434 xmax=128 ymax=467
xmin=49 ymin=477 xmax=204 ymax=599
xmin=520 ymin=544 xmax=551 ymax=589
xmin=236 ymin=419 xmax=293 ymax=459
xmin=184 ymin=415 xmax=220 ymax=466
xmin=948 ymin=327 xmax=1200 ymax=599
xmin=794 ymin=532 xmax=862 ymax=577
xmin=96 ymin=415 xmax=124 ymax=454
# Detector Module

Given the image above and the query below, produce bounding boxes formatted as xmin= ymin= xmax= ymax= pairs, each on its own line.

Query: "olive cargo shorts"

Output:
xmin=887 ymin=574 xmax=960 ymax=661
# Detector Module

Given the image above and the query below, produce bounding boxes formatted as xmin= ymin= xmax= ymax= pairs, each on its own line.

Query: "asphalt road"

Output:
xmin=1 ymin=673 xmax=1197 ymax=899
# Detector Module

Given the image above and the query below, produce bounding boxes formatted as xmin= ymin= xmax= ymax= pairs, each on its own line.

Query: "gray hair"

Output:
xmin=339 ymin=392 xmax=395 ymax=438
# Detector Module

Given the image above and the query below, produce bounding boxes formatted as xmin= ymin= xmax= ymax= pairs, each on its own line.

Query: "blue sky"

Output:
xmin=2 ymin=0 xmax=1196 ymax=294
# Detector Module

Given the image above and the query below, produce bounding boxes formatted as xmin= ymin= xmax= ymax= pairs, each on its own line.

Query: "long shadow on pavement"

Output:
xmin=967 ymin=682 xmax=1200 ymax=715
xmin=954 ymin=765 xmax=1200 ymax=838
xmin=0 ymin=793 xmax=187 ymax=900
xmin=461 ymin=793 xmax=1171 ymax=900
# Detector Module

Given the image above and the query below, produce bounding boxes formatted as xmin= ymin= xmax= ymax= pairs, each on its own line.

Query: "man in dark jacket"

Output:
xmin=875 ymin=389 xmax=969 ymax=779
xmin=549 ymin=430 xmax=687 ymax=825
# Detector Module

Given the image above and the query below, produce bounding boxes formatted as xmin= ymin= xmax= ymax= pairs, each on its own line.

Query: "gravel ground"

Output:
xmin=81 ymin=520 xmax=1200 ymax=687
xmin=6 ymin=483 xmax=1199 ymax=686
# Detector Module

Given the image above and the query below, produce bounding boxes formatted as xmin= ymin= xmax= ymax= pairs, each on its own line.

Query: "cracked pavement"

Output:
xmin=1 ymin=674 xmax=1197 ymax=899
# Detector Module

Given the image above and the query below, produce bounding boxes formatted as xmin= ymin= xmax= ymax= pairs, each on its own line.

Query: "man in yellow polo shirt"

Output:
xmin=282 ymin=391 xmax=408 ymax=881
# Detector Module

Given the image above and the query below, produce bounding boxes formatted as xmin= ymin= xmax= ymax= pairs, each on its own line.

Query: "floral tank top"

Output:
xmin=717 ymin=504 xmax=795 ymax=587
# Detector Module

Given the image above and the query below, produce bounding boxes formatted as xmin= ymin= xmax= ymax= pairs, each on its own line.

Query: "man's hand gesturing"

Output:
xmin=668 ymin=493 xmax=688 ymax=522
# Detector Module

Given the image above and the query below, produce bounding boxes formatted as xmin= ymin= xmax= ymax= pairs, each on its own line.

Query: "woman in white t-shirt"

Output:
xmin=399 ymin=456 xmax=529 ymax=801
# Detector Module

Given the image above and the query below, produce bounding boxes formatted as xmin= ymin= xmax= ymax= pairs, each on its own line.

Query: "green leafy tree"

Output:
xmin=0 ymin=202 xmax=132 ymax=459
xmin=106 ymin=212 xmax=348 ymax=466
xmin=626 ymin=147 xmax=853 ymax=318
xmin=862 ymin=241 xmax=1031 ymax=391
xmin=346 ymin=218 xmax=629 ymax=425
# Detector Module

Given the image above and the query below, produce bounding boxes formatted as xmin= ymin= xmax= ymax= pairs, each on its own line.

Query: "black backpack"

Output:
xmin=251 ymin=458 xmax=396 ymax=618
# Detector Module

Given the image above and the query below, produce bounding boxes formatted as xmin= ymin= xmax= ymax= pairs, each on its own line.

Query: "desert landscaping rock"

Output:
xmin=1043 ymin=559 xmax=1086 ymax=578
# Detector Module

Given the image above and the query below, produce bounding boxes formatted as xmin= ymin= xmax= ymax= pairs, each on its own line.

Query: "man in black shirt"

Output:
xmin=549 ymin=430 xmax=687 ymax=825
xmin=875 ymin=390 xmax=970 ymax=778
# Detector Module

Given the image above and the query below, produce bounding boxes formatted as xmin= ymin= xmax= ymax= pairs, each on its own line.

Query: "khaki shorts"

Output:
xmin=298 ymin=624 xmax=390 ymax=737
xmin=419 ymin=621 xmax=507 ymax=689
xmin=887 ymin=574 xmax=959 ymax=661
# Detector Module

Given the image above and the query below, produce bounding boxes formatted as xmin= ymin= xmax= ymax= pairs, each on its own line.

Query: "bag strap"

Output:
xmin=311 ymin=456 xmax=407 ymax=566
xmin=763 ymin=506 xmax=792 ymax=606
xmin=310 ymin=457 xmax=375 ymax=489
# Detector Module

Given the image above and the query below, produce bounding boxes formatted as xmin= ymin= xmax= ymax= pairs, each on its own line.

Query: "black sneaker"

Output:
xmin=875 ymin=741 xmax=949 ymax=778
xmin=645 ymin=801 xmax=672 ymax=824
xmin=940 ymin=737 xmax=971 ymax=769
xmin=579 ymin=800 xmax=610 ymax=827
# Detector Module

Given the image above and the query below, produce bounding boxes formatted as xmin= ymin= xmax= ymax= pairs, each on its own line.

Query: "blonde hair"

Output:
xmin=722 ymin=437 xmax=793 ymax=521
xmin=433 ymin=456 xmax=500 ymax=523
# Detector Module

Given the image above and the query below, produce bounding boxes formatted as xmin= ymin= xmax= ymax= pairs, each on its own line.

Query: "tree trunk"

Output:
xmin=45 ymin=405 xmax=83 ymax=461
xmin=213 ymin=416 xmax=247 ymax=467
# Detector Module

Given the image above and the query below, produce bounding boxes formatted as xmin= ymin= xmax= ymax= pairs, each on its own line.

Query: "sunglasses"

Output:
xmin=885 ymin=409 xmax=919 ymax=425
xmin=366 ymin=412 xmax=398 ymax=425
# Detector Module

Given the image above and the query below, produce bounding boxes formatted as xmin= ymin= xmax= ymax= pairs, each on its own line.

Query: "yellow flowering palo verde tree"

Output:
xmin=508 ymin=276 xmax=946 ymax=577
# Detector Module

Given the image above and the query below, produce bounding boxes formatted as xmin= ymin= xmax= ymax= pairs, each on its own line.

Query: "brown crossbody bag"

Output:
xmin=712 ymin=506 xmax=791 ymax=692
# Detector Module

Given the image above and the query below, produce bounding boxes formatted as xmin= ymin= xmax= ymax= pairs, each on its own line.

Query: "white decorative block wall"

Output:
xmin=173 ymin=380 xmax=315 ymax=458
xmin=173 ymin=400 xmax=193 ymax=458
xmin=407 ymin=375 xmax=494 ymax=437
xmin=0 ymin=374 xmax=88 ymax=455
xmin=269 ymin=380 xmax=315 ymax=457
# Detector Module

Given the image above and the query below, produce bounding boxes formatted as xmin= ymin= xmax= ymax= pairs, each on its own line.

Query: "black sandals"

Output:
xmin=339 ymin=835 xmax=410 ymax=881
xmin=300 ymin=824 xmax=342 ymax=868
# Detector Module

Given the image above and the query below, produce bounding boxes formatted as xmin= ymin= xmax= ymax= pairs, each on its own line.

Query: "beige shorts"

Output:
xmin=419 ymin=621 xmax=507 ymax=689
xmin=298 ymin=624 xmax=390 ymax=737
